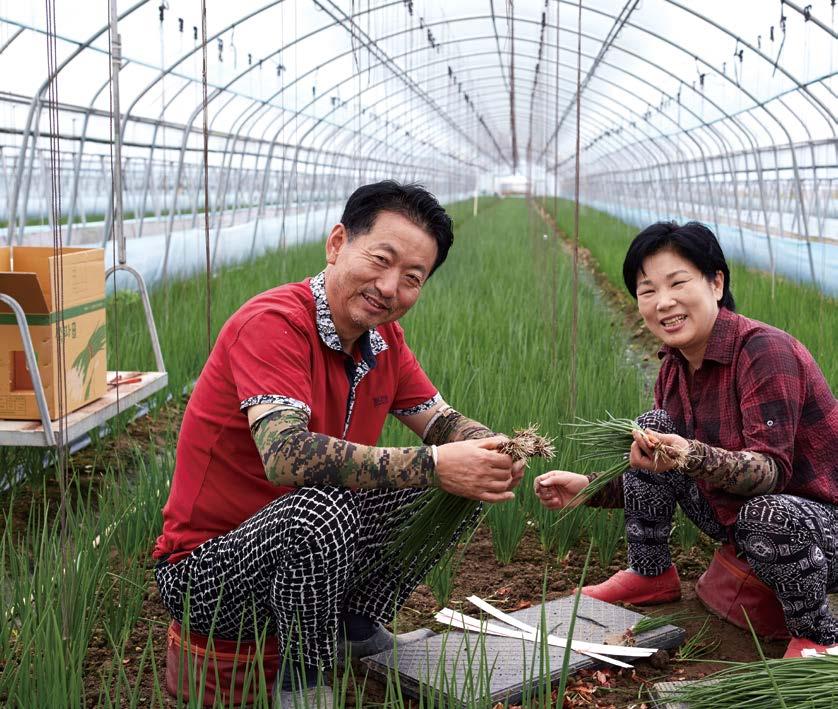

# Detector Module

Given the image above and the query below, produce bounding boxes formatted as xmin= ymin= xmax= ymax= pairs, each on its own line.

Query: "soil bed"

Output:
xmin=85 ymin=521 xmax=786 ymax=708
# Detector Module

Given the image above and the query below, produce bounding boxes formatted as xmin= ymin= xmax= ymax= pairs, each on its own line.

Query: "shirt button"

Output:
xmin=766 ymin=420 xmax=775 ymax=427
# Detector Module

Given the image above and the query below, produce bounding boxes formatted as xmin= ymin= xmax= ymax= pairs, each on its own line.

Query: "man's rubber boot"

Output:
xmin=783 ymin=637 xmax=838 ymax=658
xmin=580 ymin=565 xmax=681 ymax=605
xmin=273 ymin=685 xmax=334 ymax=708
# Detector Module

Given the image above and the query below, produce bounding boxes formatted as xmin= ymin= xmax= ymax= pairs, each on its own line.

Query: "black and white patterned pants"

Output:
xmin=155 ymin=487 xmax=467 ymax=667
xmin=625 ymin=410 xmax=838 ymax=645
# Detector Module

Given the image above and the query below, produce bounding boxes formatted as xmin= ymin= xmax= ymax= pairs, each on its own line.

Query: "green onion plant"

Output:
xmin=586 ymin=508 xmax=625 ymax=567
xmin=675 ymin=617 xmax=720 ymax=661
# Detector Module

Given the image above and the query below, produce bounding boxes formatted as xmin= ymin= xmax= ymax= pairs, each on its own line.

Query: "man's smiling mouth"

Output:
xmin=362 ymin=293 xmax=389 ymax=312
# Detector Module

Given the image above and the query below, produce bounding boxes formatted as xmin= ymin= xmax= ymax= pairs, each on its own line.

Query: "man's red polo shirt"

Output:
xmin=153 ymin=272 xmax=439 ymax=563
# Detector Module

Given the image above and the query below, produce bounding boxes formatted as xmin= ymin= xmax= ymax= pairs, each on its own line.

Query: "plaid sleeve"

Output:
xmin=736 ymin=332 xmax=805 ymax=492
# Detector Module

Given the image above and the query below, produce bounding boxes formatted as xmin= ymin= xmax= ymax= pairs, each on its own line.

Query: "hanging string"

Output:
xmin=552 ymin=0 xmax=560 ymax=368
xmin=45 ymin=0 xmax=70 ymax=643
xmin=772 ymin=1 xmax=787 ymax=76
xmin=201 ymin=0 xmax=211 ymax=358
xmin=570 ymin=0 xmax=582 ymax=417
xmin=507 ymin=0 xmax=518 ymax=173
xmin=107 ymin=0 xmax=123 ymax=419
xmin=159 ymin=2 xmax=168 ymax=235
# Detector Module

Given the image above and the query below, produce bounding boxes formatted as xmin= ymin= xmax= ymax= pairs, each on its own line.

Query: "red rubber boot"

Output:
xmin=580 ymin=565 xmax=681 ymax=605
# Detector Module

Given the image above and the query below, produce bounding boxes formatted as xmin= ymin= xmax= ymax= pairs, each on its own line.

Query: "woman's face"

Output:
xmin=635 ymin=248 xmax=724 ymax=367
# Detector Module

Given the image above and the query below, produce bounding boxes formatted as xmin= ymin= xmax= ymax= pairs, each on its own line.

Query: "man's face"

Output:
xmin=325 ymin=211 xmax=438 ymax=345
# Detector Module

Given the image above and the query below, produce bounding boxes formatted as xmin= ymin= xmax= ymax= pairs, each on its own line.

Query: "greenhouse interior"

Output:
xmin=0 ymin=0 xmax=835 ymax=706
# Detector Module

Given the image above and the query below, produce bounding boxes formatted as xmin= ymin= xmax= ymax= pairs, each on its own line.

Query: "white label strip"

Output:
xmin=466 ymin=595 xmax=657 ymax=658
xmin=435 ymin=610 xmax=634 ymax=670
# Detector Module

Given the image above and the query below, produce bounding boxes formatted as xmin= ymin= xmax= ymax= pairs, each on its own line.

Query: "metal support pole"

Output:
xmin=104 ymin=264 xmax=165 ymax=372
xmin=0 ymin=293 xmax=57 ymax=447
xmin=108 ymin=0 xmax=126 ymax=266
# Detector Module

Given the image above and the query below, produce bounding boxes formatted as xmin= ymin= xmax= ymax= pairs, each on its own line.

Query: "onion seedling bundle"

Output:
xmin=382 ymin=426 xmax=555 ymax=578
xmin=631 ymin=610 xmax=691 ymax=635
xmin=552 ymin=414 xmax=693 ymax=522
xmin=667 ymin=655 xmax=838 ymax=707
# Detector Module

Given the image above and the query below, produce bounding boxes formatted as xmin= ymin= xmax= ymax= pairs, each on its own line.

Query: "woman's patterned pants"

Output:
xmin=155 ymin=486 xmax=469 ymax=668
xmin=626 ymin=410 xmax=838 ymax=644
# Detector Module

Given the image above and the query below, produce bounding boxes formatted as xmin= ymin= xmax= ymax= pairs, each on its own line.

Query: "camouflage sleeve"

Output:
xmin=422 ymin=405 xmax=495 ymax=444
xmin=583 ymin=472 xmax=625 ymax=508
xmin=682 ymin=440 xmax=778 ymax=496
xmin=251 ymin=408 xmax=435 ymax=489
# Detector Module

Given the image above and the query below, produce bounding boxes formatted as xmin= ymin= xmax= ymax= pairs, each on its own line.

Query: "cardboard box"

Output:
xmin=0 ymin=246 xmax=106 ymax=420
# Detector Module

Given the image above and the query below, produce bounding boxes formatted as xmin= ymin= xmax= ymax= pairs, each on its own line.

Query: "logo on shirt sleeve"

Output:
xmin=373 ymin=395 xmax=389 ymax=407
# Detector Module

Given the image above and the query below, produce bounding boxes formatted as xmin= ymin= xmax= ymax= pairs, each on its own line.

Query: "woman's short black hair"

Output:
xmin=622 ymin=221 xmax=735 ymax=311
xmin=340 ymin=180 xmax=454 ymax=276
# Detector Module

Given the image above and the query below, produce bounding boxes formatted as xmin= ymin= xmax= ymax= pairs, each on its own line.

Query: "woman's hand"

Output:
xmin=533 ymin=470 xmax=589 ymax=510
xmin=630 ymin=429 xmax=690 ymax=473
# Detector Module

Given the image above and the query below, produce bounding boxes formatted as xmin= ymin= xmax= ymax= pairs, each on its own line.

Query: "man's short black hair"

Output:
xmin=622 ymin=221 xmax=736 ymax=311
xmin=340 ymin=180 xmax=454 ymax=276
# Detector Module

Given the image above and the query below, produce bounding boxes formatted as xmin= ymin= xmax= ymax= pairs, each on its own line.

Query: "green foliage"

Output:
xmin=551 ymin=415 xmax=647 ymax=523
xmin=673 ymin=508 xmax=702 ymax=550
xmin=667 ymin=654 xmax=838 ymax=706
xmin=487 ymin=499 xmax=529 ymax=566
xmin=0 ymin=451 xmax=171 ymax=706
xmin=377 ymin=198 xmax=647 ymax=565
xmin=381 ymin=490 xmax=480 ymax=587
xmin=631 ymin=610 xmax=692 ymax=635
xmin=586 ymin=508 xmax=625 ymax=567
xmin=675 ymin=617 xmax=720 ymax=661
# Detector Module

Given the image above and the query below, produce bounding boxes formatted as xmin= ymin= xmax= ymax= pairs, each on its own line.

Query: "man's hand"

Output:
xmin=435 ymin=436 xmax=519 ymax=502
xmin=533 ymin=470 xmax=589 ymax=510
xmin=630 ymin=429 xmax=690 ymax=473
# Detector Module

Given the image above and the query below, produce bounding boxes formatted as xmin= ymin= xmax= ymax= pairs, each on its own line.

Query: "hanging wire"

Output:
xmin=507 ymin=0 xmax=519 ymax=172
xmin=105 ymin=0 xmax=122 ymax=426
xmin=201 ymin=0 xmax=212 ymax=357
xmin=552 ymin=0 xmax=560 ymax=367
xmin=44 ymin=0 xmax=70 ymax=643
xmin=772 ymin=1 xmax=788 ymax=76
xmin=570 ymin=0 xmax=583 ymax=416
xmin=159 ymin=1 xmax=168 ymax=246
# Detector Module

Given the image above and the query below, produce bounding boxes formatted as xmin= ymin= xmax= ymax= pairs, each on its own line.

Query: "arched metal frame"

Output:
xmin=0 ymin=0 xmax=833 ymax=290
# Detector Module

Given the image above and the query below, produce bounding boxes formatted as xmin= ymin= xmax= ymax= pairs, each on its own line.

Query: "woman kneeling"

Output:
xmin=535 ymin=221 xmax=837 ymax=658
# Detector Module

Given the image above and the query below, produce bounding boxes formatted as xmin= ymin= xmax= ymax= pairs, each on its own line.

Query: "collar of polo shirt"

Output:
xmin=309 ymin=270 xmax=388 ymax=364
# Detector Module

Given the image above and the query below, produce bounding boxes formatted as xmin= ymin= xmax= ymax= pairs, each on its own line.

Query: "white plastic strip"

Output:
xmin=466 ymin=595 xmax=657 ymax=658
xmin=435 ymin=609 xmax=634 ymax=669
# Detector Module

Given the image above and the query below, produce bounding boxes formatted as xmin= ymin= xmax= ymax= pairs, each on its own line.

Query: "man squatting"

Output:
xmin=152 ymin=181 xmax=524 ymax=705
